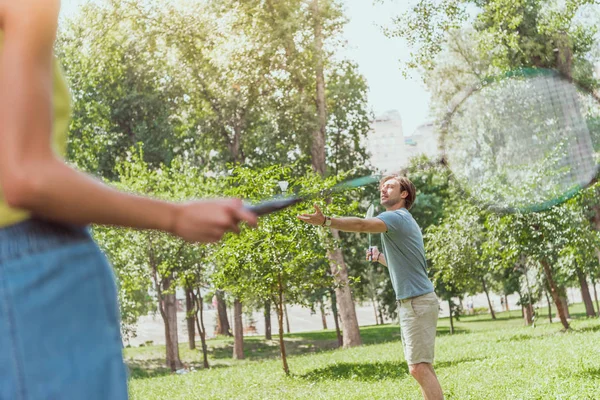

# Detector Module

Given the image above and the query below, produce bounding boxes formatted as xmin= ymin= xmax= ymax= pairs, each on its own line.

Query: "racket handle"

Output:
xmin=245 ymin=197 xmax=304 ymax=216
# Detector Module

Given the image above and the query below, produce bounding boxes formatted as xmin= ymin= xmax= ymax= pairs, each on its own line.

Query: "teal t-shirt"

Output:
xmin=377 ymin=208 xmax=434 ymax=300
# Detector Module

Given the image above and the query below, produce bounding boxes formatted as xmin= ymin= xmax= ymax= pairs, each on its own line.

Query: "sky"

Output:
xmin=340 ymin=1 xmax=431 ymax=135
xmin=60 ymin=0 xmax=431 ymax=135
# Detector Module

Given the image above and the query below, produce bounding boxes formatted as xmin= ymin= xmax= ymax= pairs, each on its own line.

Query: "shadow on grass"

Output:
xmin=298 ymin=357 xmax=485 ymax=382
xmin=127 ymin=360 xmax=172 ymax=380
xmin=210 ymin=325 xmax=402 ymax=360
xmin=436 ymin=326 xmax=468 ymax=336
xmin=573 ymin=323 xmax=600 ymax=334
xmin=494 ymin=333 xmax=535 ymax=343
xmin=456 ymin=313 xmax=524 ymax=324
xmin=576 ymin=367 xmax=600 ymax=379
xmin=209 ymin=337 xmax=340 ymax=360
xmin=209 ymin=325 xmax=466 ymax=360
xmin=127 ymin=324 xmax=474 ymax=378
xmin=298 ymin=361 xmax=409 ymax=382
xmin=126 ymin=359 xmax=229 ymax=380
xmin=561 ymin=310 xmax=600 ymax=320
xmin=435 ymin=357 xmax=487 ymax=369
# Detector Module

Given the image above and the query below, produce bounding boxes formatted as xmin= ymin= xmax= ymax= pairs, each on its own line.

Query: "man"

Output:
xmin=297 ymin=175 xmax=443 ymax=400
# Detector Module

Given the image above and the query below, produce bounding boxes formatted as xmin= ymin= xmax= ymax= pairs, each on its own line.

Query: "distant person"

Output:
xmin=0 ymin=1 xmax=257 ymax=399
xmin=298 ymin=175 xmax=443 ymax=400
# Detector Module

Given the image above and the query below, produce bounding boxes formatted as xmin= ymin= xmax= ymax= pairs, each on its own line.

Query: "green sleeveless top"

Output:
xmin=0 ymin=32 xmax=72 ymax=227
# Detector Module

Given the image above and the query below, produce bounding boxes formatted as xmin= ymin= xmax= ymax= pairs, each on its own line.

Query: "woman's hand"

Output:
xmin=171 ymin=199 xmax=258 ymax=243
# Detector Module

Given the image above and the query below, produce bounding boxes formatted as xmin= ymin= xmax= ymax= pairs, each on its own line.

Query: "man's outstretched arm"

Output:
xmin=297 ymin=204 xmax=387 ymax=234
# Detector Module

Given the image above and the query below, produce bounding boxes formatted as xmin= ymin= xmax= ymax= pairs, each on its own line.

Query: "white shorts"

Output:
xmin=397 ymin=292 xmax=439 ymax=365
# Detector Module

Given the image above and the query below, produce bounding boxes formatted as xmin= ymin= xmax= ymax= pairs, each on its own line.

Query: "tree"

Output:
xmin=57 ymin=1 xmax=188 ymax=178
xmin=212 ymin=165 xmax=357 ymax=373
xmin=385 ymin=0 xmax=599 ymax=76
xmin=392 ymin=0 xmax=600 ymax=331
xmin=494 ymin=202 xmax=600 ymax=330
xmin=92 ymin=226 xmax=154 ymax=342
xmin=425 ymin=202 xmax=491 ymax=318
xmin=94 ymin=150 xmax=217 ymax=370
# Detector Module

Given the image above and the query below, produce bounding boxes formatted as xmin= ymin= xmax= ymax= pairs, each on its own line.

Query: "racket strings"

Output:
xmin=544 ymin=76 xmax=595 ymax=187
xmin=444 ymin=71 xmax=599 ymax=211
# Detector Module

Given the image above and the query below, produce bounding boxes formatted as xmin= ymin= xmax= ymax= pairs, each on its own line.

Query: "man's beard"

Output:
xmin=381 ymin=197 xmax=399 ymax=208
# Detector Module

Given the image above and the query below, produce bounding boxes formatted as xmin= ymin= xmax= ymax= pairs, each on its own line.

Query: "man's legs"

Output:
xmin=398 ymin=293 xmax=443 ymax=400
xmin=409 ymin=363 xmax=443 ymax=400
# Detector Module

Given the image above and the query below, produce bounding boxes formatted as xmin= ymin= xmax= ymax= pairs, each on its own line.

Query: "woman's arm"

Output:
xmin=0 ymin=0 xmax=256 ymax=243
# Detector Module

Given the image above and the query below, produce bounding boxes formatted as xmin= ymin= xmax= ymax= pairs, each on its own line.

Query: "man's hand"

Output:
xmin=365 ymin=246 xmax=382 ymax=262
xmin=296 ymin=204 xmax=326 ymax=226
xmin=366 ymin=247 xmax=386 ymax=266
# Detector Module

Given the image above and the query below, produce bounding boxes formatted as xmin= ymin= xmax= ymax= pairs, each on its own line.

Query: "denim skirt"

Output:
xmin=0 ymin=219 xmax=128 ymax=400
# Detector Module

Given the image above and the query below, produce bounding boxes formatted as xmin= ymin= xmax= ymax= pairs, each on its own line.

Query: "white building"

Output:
xmin=366 ymin=111 xmax=439 ymax=172
xmin=365 ymin=110 xmax=406 ymax=173
xmin=404 ymin=121 xmax=440 ymax=160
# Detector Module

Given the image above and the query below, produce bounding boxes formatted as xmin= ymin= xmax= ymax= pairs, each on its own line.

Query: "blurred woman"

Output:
xmin=0 ymin=1 xmax=257 ymax=398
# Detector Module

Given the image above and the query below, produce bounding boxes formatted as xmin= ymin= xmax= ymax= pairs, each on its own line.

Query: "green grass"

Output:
xmin=126 ymin=303 xmax=600 ymax=399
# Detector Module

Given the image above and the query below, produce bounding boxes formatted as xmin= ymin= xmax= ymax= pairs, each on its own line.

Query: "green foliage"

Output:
xmin=387 ymin=0 xmax=599 ymax=75
xmin=382 ymin=0 xmax=468 ymax=74
xmin=59 ymin=0 xmax=372 ymax=177
xmin=92 ymin=148 xmax=215 ymax=338
xmin=425 ymin=202 xmax=485 ymax=293
xmin=57 ymin=2 xmax=186 ymax=177
xmin=211 ymin=164 xmax=362 ymax=306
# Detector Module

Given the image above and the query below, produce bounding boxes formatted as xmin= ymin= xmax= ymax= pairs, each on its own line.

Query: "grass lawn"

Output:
xmin=125 ymin=303 xmax=600 ymax=399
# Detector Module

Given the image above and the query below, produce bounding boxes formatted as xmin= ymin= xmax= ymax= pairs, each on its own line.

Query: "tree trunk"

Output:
xmin=541 ymin=260 xmax=570 ymax=330
xmin=328 ymin=235 xmax=362 ymax=347
xmin=310 ymin=0 xmax=326 ymax=176
xmin=284 ymin=298 xmax=291 ymax=334
xmin=558 ymin=286 xmax=571 ymax=319
xmin=148 ymin=237 xmax=183 ymax=372
xmin=194 ymin=290 xmax=209 ymax=369
xmin=544 ymin=289 xmax=553 ymax=323
xmin=576 ymin=268 xmax=596 ymax=317
xmin=523 ymin=304 xmax=533 ymax=326
xmin=232 ymin=299 xmax=244 ymax=360
xmin=330 ymin=289 xmax=343 ymax=347
xmin=371 ymin=297 xmax=379 ymax=325
xmin=319 ymin=300 xmax=328 ymax=330
xmin=560 ymin=297 xmax=570 ymax=319
xmin=504 ymin=295 xmax=509 ymax=312
xmin=481 ymin=277 xmax=496 ymax=320
xmin=378 ymin=303 xmax=385 ymax=325
xmin=518 ymin=291 xmax=524 ymax=318
xmin=215 ymin=290 xmax=232 ymax=336
xmin=264 ymin=300 xmax=272 ymax=340
xmin=591 ymin=214 xmax=600 ymax=316
xmin=185 ymin=286 xmax=196 ymax=350
xmin=277 ymin=273 xmax=289 ymax=375
xmin=161 ymin=273 xmax=183 ymax=371
xmin=308 ymin=0 xmax=360 ymax=349
xmin=448 ymin=300 xmax=454 ymax=335
xmin=592 ymin=276 xmax=600 ymax=317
